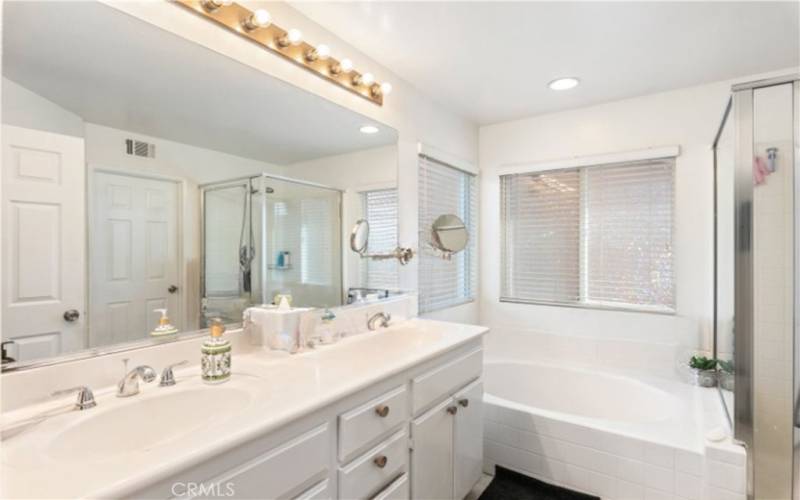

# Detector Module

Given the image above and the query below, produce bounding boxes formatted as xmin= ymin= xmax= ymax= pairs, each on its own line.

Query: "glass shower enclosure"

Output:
xmin=716 ymin=74 xmax=799 ymax=499
xmin=200 ymin=174 xmax=342 ymax=326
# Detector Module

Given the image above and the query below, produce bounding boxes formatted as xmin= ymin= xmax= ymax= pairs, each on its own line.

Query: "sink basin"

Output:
xmin=47 ymin=387 xmax=252 ymax=461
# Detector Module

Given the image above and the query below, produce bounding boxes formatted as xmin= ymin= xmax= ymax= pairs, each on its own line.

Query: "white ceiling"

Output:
xmin=292 ymin=2 xmax=800 ymax=125
xmin=2 ymin=1 xmax=397 ymax=165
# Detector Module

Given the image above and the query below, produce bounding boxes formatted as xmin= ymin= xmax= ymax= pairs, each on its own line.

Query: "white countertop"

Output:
xmin=0 ymin=318 xmax=487 ymax=499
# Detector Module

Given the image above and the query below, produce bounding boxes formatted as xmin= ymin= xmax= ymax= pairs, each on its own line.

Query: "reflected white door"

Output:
xmin=90 ymin=171 xmax=179 ymax=346
xmin=1 ymin=125 xmax=86 ymax=361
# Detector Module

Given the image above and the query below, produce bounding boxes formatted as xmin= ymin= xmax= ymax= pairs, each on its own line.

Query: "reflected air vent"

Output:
xmin=125 ymin=139 xmax=156 ymax=159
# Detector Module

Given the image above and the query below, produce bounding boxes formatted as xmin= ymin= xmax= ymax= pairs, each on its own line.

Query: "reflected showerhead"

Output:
xmin=265 ymin=186 xmax=274 ymax=194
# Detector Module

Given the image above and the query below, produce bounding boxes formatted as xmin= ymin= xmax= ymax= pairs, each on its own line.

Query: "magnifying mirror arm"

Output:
xmin=358 ymin=246 xmax=415 ymax=265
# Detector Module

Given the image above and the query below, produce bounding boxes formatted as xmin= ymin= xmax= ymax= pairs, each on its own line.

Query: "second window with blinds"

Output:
xmin=500 ymin=158 xmax=675 ymax=313
xmin=418 ymin=155 xmax=477 ymax=313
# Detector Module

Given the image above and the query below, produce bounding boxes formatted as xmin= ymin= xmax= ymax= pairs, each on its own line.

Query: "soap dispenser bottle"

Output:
xmin=151 ymin=308 xmax=178 ymax=337
xmin=201 ymin=318 xmax=231 ymax=384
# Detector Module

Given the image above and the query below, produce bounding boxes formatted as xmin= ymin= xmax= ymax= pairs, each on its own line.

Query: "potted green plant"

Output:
xmin=689 ymin=355 xmax=718 ymax=387
xmin=718 ymin=359 xmax=735 ymax=391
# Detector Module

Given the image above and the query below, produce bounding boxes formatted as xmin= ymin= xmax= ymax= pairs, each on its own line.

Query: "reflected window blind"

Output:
xmin=300 ymin=197 xmax=334 ymax=286
xmin=361 ymin=188 xmax=399 ymax=289
xmin=501 ymin=158 xmax=675 ymax=312
xmin=418 ymin=155 xmax=477 ymax=313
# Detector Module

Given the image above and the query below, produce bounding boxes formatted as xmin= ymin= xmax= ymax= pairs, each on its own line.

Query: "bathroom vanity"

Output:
xmin=0 ymin=319 xmax=487 ymax=499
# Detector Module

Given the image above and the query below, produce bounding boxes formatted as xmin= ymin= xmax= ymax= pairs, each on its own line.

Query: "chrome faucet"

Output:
xmin=117 ymin=359 xmax=156 ymax=397
xmin=367 ymin=312 xmax=391 ymax=330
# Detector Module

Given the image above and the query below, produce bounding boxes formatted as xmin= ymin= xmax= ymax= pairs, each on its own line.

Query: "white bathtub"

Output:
xmin=482 ymin=359 xmax=738 ymax=500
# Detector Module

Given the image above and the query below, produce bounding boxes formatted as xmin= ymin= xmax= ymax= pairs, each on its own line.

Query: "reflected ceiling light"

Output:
xmin=548 ymin=77 xmax=580 ymax=90
xmin=242 ymin=9 xmax=271 ymax=31
xmin=360 ymin=125 xmax=379 ymax=134
xmin=277 ymin=28 xmax=303 ymax=48
xmin=306 ymin=43 xmax=331 ymax=62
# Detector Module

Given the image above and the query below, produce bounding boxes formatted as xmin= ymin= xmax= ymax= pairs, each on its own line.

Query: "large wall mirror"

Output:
xmin=1 ymin=1 xmax=400 ymax=367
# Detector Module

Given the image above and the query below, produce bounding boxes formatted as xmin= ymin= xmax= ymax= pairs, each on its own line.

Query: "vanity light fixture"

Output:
xmin=331 ymin=58 xmax=353 ymax=75
xmin=277 ymin=28 xmax=303 ymax=48
xmin=175 ymin=1 xmax=387 ymax=105
xmin=306 ymin=43 xmax=331 ymax=62
xmin=353 ymin=72 xmax=375 ymax=87
xmin=360 ymin=125 xmax=379 ymax=134
xmin=548 ymin=77 xmax=580 ymax=90
xmin=200 ymin=0 xmax=232 ymax=12
xmin=242 ymin=9 xmax=271 ymax=31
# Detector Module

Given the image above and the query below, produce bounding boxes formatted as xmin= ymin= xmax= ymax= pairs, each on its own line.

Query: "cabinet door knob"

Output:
xmin=446 ymin=405 xmax=458 ymax=415
xmin=458 ymin=398 xmax=469 ymax=407
xmin=373 ymin=455 xmax=388 ymax=468
xmin=375 ymin=405 xmax=390 ymax=417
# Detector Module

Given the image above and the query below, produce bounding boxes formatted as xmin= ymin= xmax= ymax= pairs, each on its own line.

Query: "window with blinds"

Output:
xmin=418 ymin=155 xmax=477 ymax=313
xmin=300 ymin=197 xmax=334 ymax=286
xmin=501 ymin=158 xmax=675 ymax=312
xmin=360 ymin=188 xmax=399 ymax=289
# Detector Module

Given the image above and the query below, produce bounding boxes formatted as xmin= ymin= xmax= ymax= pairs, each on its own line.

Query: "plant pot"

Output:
xmin=691 ymin=368 xmax=718 ymax=387
xmin=719 ymin=371 xmax=735 ymax=391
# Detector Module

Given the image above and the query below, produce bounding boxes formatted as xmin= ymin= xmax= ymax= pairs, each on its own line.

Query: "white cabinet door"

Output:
xmin=453 ymin=380 xmax=483 ymax=500
xmin=1 ymin=125 xmax=86 ymax=361
xmin=90 ymin=171 xmax=179 ymax=346
xmin=411 ymin=397 xmax=454 ymax=500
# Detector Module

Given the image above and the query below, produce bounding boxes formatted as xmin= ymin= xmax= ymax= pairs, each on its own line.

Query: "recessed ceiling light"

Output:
xmin=548 ymin=77 xmax=580 ymax=91
xmin=360 ymin=125 xmax=379 ymax=134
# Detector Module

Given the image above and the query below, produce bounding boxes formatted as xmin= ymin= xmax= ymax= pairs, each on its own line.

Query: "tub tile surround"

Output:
xmin=483 ymin=403 xmax=746 ymax=500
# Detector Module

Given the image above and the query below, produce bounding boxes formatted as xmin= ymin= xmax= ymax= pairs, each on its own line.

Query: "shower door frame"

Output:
xmin=199 ymin=173 xmax=345 ymax=323
xmin=730 ymin=73 xmax=800 ymax=500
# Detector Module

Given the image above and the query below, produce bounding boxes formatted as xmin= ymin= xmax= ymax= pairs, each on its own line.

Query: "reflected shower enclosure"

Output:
xmin=200 ymin=174 xmax=342 ymax=325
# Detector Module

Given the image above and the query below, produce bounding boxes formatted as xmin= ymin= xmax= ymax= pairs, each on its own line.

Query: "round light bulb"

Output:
xmin=250 ymin=9 xmax=271 ymax=28
xmin=360 ymin=125 xmax=379 ymax=134
xmin=315 ymin=44 xmax=331 ymax=60
xmin=287 ymin=28 xmax=303 ymax=45
xmin=339 ymin=58 xmax=353 ymax=73
xmin=360 ymin=72 xmax=375 ymax=86
xmin=380 ymin=82 xmax=393 ymax=95
xmin=548 ymin=77 xmax=580 ymax=91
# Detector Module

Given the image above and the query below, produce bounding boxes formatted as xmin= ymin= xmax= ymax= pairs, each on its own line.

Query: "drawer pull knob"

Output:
xmin=375 ymin=405 xmax=390 ymax=417
xmin=458 ymin=398 xmax=469 ymax=407
xmin=446 ymin=406 xmax=458 ymax=415
xmin=373 ymin=455 xmax=388 ymax=468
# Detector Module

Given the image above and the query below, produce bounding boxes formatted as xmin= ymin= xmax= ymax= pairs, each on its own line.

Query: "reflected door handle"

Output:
xmin=168 ymin=285 xmax=179 ymax=294
xmin=63 ymin=309 xmax=80 ymax=322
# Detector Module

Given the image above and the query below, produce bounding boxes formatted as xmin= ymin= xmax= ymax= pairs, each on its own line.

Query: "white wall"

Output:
xmin=479 ymin=68 xmax=798 ymax=360
xmin=99 ymin=0 xmax=480 ymax=324
xmin=1 ymin=77 xmax=85 ymax=137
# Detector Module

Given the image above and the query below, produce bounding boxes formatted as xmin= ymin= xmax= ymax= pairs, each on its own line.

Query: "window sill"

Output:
xmin=498 ymin=297 xmax=676 ymax=316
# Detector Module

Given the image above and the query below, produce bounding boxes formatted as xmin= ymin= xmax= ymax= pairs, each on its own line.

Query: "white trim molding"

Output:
xmin=418 ymin=142 xmax=478 ymax=176
xmin=496 ymin=145 xmax=680 ymax=177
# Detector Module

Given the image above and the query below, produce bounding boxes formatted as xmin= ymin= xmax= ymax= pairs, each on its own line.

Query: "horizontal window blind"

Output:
xmin=418 ymin=155 xmax=477 ymax=313
xmin=501 ymin=158 xmax=675 ymax=312
xmin=300 ymin=197 xmax=335 ymax=286
xmin=361 ymin=188 xmax=399 ymax=289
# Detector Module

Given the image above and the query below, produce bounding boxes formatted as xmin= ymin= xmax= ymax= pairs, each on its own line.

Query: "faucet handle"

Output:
xmin=52 ymin=386 xmax=96 ymax=410
xmin=159 ymin=360 xmax=189 ymax=387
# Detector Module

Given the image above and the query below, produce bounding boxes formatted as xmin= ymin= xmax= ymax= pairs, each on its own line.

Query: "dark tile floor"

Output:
xmin=478 ymin=466 xmax=600 ymax=500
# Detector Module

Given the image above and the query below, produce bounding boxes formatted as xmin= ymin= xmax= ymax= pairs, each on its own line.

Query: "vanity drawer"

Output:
xmin=371 ymin=473 xmax=409 ymax=500
xmin=339 ymin=429 xmax=408 ymax=500
xmin=411 ymin=348 xmax=482 ymax=414
xmin=205 ymin=424 xmax=330 ymax=500
xmin=295 ymin=479 xmax=331 ymax=500
xmin=339 ymin=385 xmax=408 ymax=461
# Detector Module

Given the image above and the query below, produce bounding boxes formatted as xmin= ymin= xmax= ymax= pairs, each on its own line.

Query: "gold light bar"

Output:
xmin=174 ymin=0 xmax=385 ymax=106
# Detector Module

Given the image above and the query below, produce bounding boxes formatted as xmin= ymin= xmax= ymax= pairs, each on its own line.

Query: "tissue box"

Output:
xmin=244 ymin=305 xmax=317 ymax=353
